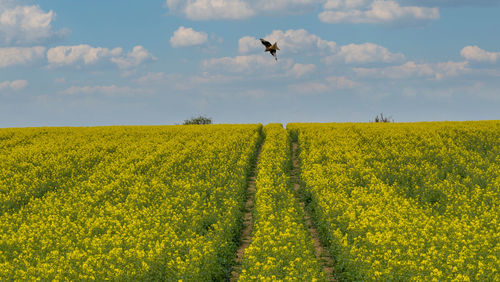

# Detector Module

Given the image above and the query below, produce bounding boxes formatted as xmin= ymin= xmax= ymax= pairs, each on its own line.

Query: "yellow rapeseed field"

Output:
xmin=239 ymin=124 xmax=325 ymax=281
xmin=0 ymin=125 xmax=261 ymax=280
xmin=1 ymin=121 xmax=498 ymax=280
xmin=288 ymin=121 xmax=499 ymax=280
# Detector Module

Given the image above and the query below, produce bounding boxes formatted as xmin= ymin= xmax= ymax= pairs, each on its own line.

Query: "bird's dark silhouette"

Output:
xmin=260 ymin=38 xmax=280 ymax=61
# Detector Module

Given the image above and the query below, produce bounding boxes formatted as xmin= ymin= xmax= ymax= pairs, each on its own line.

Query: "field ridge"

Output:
xmin=291 ymin=141 xmax=336 ymax=281
xmin=229 ymin=136 xmax=263 ymax=281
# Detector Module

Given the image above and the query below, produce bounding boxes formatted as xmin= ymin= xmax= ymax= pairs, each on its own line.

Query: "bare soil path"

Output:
xmin=291 ymin=142 xmax=336 ymax=281
xmin=229 ymin=142 xmax=263 ymax=282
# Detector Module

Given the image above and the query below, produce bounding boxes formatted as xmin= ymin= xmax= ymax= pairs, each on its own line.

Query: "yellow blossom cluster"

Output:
xmin=288 ymin=121 xmax=499 ymax=280
xmin=239 ymin=124 xmax=325 ymax=281
xmin=0 ymin=124 xmax=262 ymax=280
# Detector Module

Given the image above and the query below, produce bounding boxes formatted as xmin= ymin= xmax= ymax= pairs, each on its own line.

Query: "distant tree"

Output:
xmin=373 ymin=113 xmax=393 ymax=123
xmin=183 ymin=115 xmax=213 ymax=125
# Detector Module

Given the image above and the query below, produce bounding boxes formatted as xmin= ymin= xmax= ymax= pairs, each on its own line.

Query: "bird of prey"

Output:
xmin=260 ymin=38 xmax=280 ymax=61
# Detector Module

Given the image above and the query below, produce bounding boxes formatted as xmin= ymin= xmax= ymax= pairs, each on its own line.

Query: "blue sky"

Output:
xmin=0 ymin=0 xmax=499 ymax=127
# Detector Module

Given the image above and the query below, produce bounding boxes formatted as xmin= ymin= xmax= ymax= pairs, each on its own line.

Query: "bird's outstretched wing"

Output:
xmin=260 ymin=38 xmax=272 ymax=48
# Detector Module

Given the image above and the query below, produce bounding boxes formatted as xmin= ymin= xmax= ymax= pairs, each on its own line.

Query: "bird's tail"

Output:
xmin=273 ymin=42 xmax=280 ymax=50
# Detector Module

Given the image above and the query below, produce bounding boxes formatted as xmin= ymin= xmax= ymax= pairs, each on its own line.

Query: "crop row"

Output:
xmin=0 ymin=127 xmax=122 ymax=214
xmin=1 ymin=121 xmax=498 ymax=280
xmin=0 ymin=125 xmax=262 ymax=280
xmin=239 ymin=124 xmax=325 ymax=281
xmin=289 ymin=121 xmax=499 ymax=280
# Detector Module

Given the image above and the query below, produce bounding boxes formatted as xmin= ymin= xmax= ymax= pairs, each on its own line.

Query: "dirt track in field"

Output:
xmin=291 ymin=142 xmax=336 ymax=281
xmin=229 ymin=143 xmax=262 ymax=282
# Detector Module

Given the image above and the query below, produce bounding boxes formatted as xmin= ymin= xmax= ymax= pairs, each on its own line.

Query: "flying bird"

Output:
xmin=260 ymin=38 xmax=280 ymax=61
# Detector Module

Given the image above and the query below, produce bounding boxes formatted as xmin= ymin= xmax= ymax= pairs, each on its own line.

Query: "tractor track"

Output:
xmin=229 ymin=140 xmax=263 ymax=281
xmin=291 ymin=141 xmax=336 ymax=281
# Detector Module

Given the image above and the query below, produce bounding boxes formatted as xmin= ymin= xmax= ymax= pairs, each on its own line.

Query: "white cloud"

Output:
xmin=354 ymin=62 xmax=424 ymax=79
xmin=135 ymin=71 xmax=241 ymax=91
xmin=460 ymin=45 xmax=500 ymax=63
xmin=239 ymin=29 xmax=404 ymax=67
xmin=401 ymin=0 xmax=498 ymax=7
xmin=110 ymin=46 xmax=156 ymax=69
xmin=47 ymin=45 xmax=122 ymax=67
xmin=135 ymin=72 xmax=194 ymax=91
xmin=166 ymin=0 xmax=321 ymax=20
xmin=290 ymin=75 xmax=359 ymax=93
xmin=0 ymin=3 xmax=63 ymax=44
xmin=238 ymin=36 xmax=261 ymax=53
xmin=323 ymin=0 xmax=371 ymax=10
xmin=167 ymin=0 xmax=254 ymax=20
xmin=325 ymin=42 xmax=405 ymax=64
xmin=190 ymin=72 xmax=239 ymax=84
xmin=267 ymin=29 xmax=337 ymax=54
xmin=290 ymin=81 xmax=330 ymax=93
xmin=59 ymin=85 xmax=149 ymax=96
xmin=135 ymin=72 xmax=170 ymax=84
xmin=170 ymin=26 xmax=208 ymax=47
xmin=434 ymin=61 xmax=469 ymax=79
xmin=47 ymin=45 xmax=154 ymax=69
xmin=251 ymin=0 xmax=321 ymax=13
xmin=0 ymin=46 xmax=45 ymax=68
xmin=202 ymin=54 xmax=293 ymax=73
xmin=326 ymin=76 xmax=358 ymax=88
xmin=186 ymin=0 xmax=254 ymax=20
xmin=164 ymin=0 xmax=492 ymax=22
xmin=287 ymin=63 xmax=316 ymax=78
xmin=0 ymin=79 xmax=27 ymax=91
xmin=239 ymin=29 xmax=337 ymax=54
xmin=354 ymin=61 xmax=469 ymax=80
xmin=319 ymin=0 xmax=439 ymax=24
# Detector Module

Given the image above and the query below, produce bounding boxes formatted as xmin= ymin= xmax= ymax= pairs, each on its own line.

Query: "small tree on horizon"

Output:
xmin=183 ymin=115 xmax=213 ymax=125
xmin=373 ymin=113 xmax=393 ymax=123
